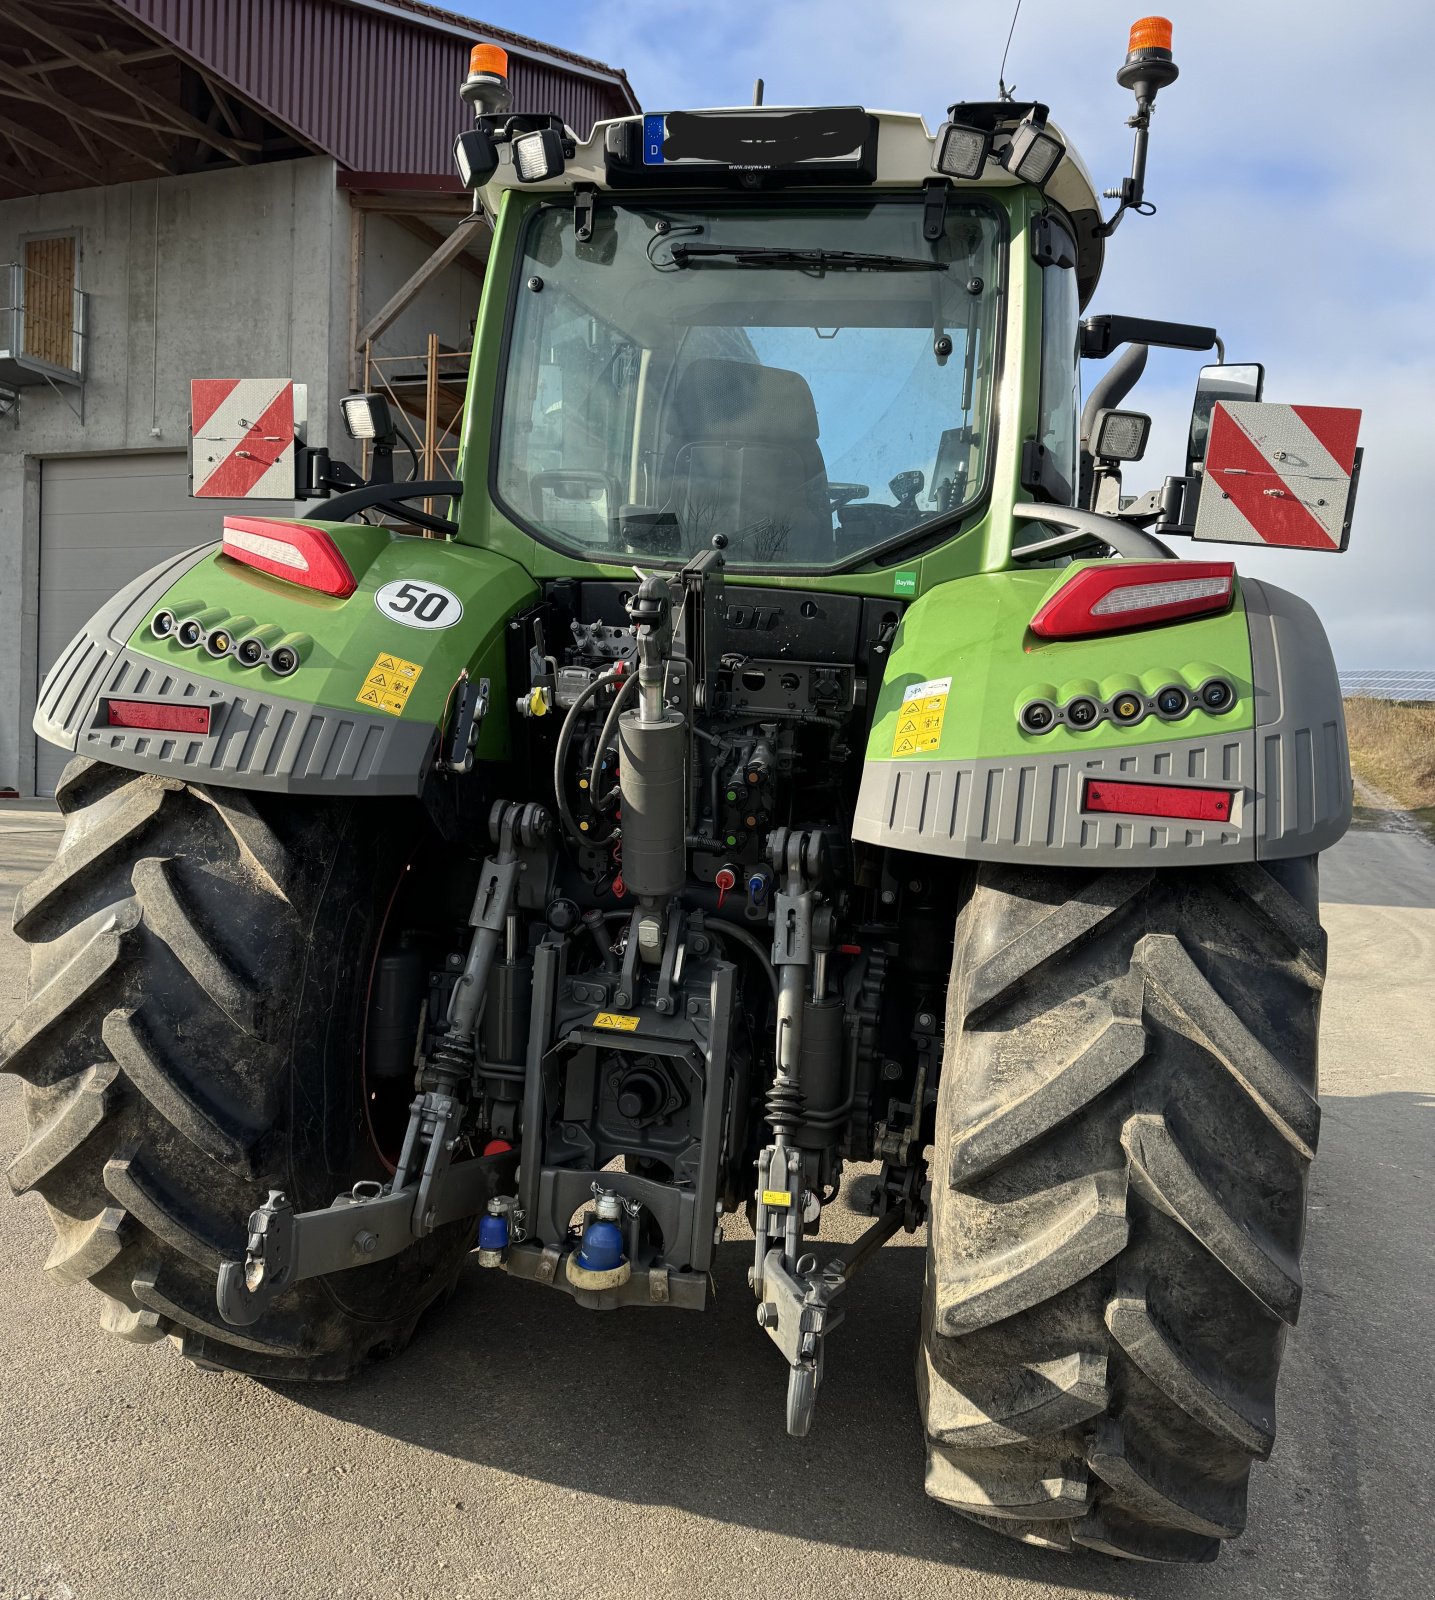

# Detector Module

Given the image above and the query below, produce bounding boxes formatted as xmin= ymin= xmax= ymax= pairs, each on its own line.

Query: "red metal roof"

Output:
xmin=113 ymin=0 xmax=639 ymax=174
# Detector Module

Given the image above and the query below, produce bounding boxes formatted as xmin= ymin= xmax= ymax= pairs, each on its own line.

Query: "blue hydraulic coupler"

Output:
xmin=477 ymin=1203 xmax=510 ymax=1269
xmin=576 ymin=1216 xmax=625 ymax=1272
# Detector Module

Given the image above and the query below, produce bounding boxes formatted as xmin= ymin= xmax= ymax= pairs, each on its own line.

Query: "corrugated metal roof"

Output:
xmin=113 ymin=0 xmax=638 ymax=174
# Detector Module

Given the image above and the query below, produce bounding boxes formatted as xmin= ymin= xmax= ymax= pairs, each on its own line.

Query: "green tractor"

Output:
xmin=6 ymin=18 xmax=1361 ymax=1566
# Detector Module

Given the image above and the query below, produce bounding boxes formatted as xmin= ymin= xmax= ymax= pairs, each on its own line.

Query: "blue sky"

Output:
xmin=465 ymin=1 xmax=1433 ymax=668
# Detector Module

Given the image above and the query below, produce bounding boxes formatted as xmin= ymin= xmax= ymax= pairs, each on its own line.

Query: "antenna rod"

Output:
xmin=753 ymin=77 xmax=764 ymax=106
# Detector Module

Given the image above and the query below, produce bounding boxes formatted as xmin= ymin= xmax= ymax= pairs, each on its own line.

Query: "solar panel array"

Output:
xmin=1340 ymin=671 xmax=1435 ymax=702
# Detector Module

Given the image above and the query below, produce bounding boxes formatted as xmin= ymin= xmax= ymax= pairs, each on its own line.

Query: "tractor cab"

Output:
xmin=455 ymin=89 xmax=1107 ymax=578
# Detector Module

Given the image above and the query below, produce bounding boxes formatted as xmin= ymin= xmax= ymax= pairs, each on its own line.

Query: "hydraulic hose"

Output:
xmin=587 ymin=670 xmax=641 ymax=807
xmin=553 ymin=667 xmax=623 ymax=846
xmin=708 ymin=921 xmax=781 ymax=1005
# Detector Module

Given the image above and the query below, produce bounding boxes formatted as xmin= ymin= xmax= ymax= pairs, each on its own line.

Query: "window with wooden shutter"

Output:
xmin=23 ymin=236 xmax=76 ymax=371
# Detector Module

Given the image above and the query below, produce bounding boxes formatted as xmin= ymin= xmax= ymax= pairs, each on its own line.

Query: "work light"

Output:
xmin=1002 ymin=108 xmax=1065 ymax=188
xmin=934 ymin=121 xmax=992 ymax=180
xmin=454 ymin=128 xmax=498 ymax=188
xmin=1091 ymin=408 xmax=1152 ymax=461
xmin=339 ymin=392 xmax=396 ymax=445
xmin=512 ymin=128 xmax=566 ymax=182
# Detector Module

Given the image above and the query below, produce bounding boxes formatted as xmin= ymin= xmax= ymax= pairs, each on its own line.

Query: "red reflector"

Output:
xmin=221 ymin=516 xmax=357 ymax=598
xmin=1031 ymin=562 xmax=1235 ymax=639
xmin=1083 ymin=779 xmax=1234 ymax=822
xmin=106 ymin=699 xmax=212 ymax=735
xmin=482 ymin=1138 xmax=513 ymax=1156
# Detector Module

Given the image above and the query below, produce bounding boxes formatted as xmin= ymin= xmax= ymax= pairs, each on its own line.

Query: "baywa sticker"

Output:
xmin=374 ymin=578 xmax=463 ymax=630
xmin=891 ymin=675 xmax=951 ymax=757
xmin=357 ymin=650 xmax=423 ymax=717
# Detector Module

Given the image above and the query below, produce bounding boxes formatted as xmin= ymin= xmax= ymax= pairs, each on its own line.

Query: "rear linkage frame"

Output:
xmin=216 ymin=548 xmax=928 ymax=1436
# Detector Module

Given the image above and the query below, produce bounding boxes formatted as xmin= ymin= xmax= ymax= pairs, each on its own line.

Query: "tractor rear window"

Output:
xmin=494 ymin=197 xmax=1002 ymax=570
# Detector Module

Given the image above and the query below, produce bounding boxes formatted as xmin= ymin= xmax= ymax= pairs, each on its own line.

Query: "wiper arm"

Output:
xmin=663 ymin=243 xmax=947 ymax=272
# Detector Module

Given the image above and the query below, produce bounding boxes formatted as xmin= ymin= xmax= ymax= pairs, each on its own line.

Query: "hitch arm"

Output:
xmin=215 ymin=1145 xmax=518 ymax=1327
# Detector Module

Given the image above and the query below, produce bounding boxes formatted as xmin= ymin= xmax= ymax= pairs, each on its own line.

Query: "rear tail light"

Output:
xmin=1031 ymin=562 xmax=1235 ymax=639
xmin=221 ymin=516 xmax=357 ymax=598
xmin=106 ymin=699 xmax=212 ymax=735
xmin=1083 ymin=778 xmax=1234 ymax=823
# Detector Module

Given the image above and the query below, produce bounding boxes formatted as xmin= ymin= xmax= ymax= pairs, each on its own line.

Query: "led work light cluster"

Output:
xmin=934 ymin=101 xmax=1066 ymax=189
xmin=149 ymin=605 xmax=309 ymax=678
xmin=1020 ymin=676 xmax=1236 ymax=735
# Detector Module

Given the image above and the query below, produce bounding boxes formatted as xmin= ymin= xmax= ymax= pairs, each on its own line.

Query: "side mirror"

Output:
xmin=1187 ymin=363 xmax=1264 ymax=472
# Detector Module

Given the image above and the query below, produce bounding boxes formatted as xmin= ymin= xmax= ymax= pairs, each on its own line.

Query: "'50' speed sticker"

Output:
xmin=373 ymin=579 xmax=463 ymax=630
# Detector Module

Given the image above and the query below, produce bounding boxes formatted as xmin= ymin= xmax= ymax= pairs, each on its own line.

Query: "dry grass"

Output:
xmin=1344 ymin=698 xmax=1435 ymax=810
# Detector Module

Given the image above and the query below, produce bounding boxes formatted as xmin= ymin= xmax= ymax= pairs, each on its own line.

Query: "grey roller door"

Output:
xmin=36 ymin=452 xmax=260 ymax=794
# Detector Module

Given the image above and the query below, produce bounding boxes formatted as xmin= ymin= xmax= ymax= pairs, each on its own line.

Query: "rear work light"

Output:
xmin=106 ymin=699 xmax=212 ymax=735
xmin=1084 ymin=778 xmax=1234 ymax=823
xmin=221 ymin=517 xmax=357 ymax=598
xmin=1030 ymin=561 xmax=1235 ymax=639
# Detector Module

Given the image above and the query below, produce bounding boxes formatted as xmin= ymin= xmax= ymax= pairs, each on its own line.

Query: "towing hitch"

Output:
xmin=216 ymin=1140 xmax=518 ymax=1326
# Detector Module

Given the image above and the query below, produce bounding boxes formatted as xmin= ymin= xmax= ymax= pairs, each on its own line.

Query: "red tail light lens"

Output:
xmin=1083 ymin=778 xmax=1234 ymax=822
xmin=221 ymin=517 xmax=357 ymax=598
xmin=106 ymin=699 xmax=213 ymax=735
xmin=1031 ymin=562 xmax=1235 ymax=639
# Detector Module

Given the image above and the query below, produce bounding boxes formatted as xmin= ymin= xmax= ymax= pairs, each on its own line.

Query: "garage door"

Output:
xmin=36 ymin=452 xmax=262 ymax=795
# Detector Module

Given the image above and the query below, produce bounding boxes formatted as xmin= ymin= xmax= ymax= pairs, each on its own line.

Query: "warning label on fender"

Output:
xmin=356 ymin=650 xmax=423 ymax=717
xmin=890 ymin=675 xmax=951 ymax=757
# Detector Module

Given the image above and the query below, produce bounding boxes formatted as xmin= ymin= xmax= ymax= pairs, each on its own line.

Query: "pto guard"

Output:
xmin=33 ymin=523 xmax=538 ymax=796
xmin=853 ymin=566 xmax=1350 ymax=865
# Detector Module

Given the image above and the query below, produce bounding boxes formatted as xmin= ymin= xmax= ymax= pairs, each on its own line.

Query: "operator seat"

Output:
xmin=659 ymin=358 xmax=832 ymax=562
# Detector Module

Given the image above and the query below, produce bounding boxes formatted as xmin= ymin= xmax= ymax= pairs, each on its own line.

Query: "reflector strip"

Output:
xmin=1083 ymin=779 xmax=1234 ymax=822
xmin=223 ymin=525 xmax=310 ymax=570
xmin=106 ymin=699 xmax=212 ymax=735
xmin=1090 ymin=575 xmax=1231 ymax=614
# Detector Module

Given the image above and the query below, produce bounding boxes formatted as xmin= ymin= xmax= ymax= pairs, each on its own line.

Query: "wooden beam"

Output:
xmin=195 ymin=69 xmax=245 ymax=140
xmin=388 ymin=214 xmax=487 ymax=281
xmin=4 ymin=2 xmax=251 ymax=163
xmin=0 ymin=165 xmax=40 ymax=196
xmin=346 ymin=192 xmax=475 ymax=217
xmin=0 ymin=60 xmax=172 ymax=174
xmin=355 ymin=213 xmax=491 ymax=351
xmin=1 ymin=131 xmax=42 ymax=180
xmin=0 ymin=108 xmax=97 ymax=182
xmin=7 ymin=48 xmax=171 ymax=78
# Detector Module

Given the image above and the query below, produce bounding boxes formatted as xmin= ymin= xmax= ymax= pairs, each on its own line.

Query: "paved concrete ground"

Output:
xmin=1 ymin=796 xmax=1432 ymax=1600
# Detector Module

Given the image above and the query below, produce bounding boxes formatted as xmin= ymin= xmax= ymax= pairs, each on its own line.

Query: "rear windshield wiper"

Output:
xmin=662 ymin=243 xmax=947 ymax=272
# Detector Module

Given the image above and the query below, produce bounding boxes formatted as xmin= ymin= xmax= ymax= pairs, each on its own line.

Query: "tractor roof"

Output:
xmin=479 ymin=106 xmax=1107 ymax=300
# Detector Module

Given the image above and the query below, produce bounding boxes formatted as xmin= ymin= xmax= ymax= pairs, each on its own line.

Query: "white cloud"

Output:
xmin=476 ymin=0 xmax=1433 ymax=665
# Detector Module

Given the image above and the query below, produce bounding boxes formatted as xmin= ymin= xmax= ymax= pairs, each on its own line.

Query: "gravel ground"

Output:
xmin=1 ymin=795 xmax=1431 ymax=1600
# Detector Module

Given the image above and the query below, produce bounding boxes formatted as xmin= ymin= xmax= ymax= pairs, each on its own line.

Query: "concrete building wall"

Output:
xmin=0 ymin=155 xmax=486 ymax=793
xmin=0 ymin=157 xmax=351 ymax=793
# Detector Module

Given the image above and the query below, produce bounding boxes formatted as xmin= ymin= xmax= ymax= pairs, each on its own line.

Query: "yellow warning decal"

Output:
xmin=761 ymin=1190 xmax=793 ymax=1208
xmin=357 ymin=650 xmax=423 ymax=717
xmin=890 ymin=675 xmax=952 ymax=756
xmin=592 ymin=1012 xmax=641 ymax=1032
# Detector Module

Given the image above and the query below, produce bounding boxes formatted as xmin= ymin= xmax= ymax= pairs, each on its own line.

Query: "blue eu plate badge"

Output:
xmin=643 ymin=114 xmax=666 ymax=165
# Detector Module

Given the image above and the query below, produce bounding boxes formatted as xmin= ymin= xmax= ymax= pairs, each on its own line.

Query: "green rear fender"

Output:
xmin=127 ymin=524 xmax=539 ymax=762
xmin=865 ymin=564 xmax=1255 ymax=764
xmin=853 ymin=563 xmax=1350 ymax=865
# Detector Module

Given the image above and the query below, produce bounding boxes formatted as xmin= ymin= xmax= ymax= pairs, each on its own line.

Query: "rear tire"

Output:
xmin=3 ymin=758 xmax=473 ymax=1378
xmin=920 ymin=859 xmax=1325 ymax=1562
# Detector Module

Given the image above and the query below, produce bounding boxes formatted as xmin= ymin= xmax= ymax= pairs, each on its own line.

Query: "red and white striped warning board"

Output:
xmin=190 ymin=379 xmax=304 ymax=499
xmin=1194 ymin=401 xmax=1361 ymax=551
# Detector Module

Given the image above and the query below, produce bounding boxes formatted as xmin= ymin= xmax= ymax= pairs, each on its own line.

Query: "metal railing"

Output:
xmin=0 ymin=261 xmax=88 ymax=380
